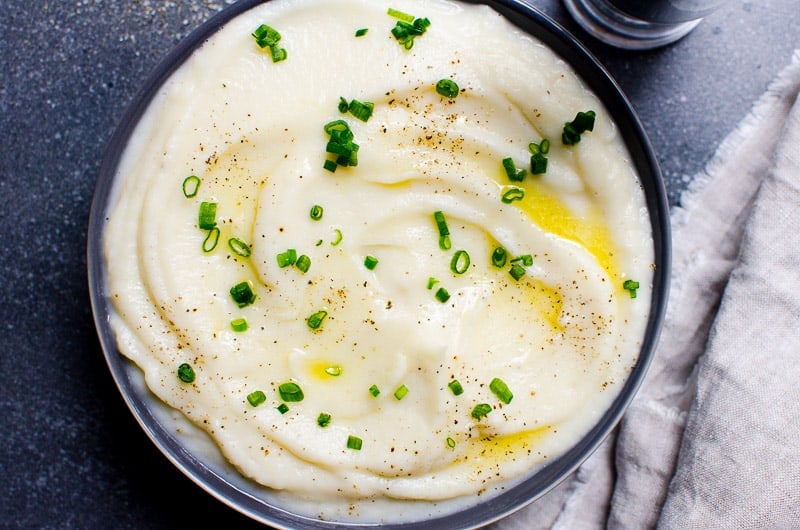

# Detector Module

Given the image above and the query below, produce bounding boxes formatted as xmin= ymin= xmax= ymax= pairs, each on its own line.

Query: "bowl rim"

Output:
xmin=87 ymin=0 xmax=671 ymax=528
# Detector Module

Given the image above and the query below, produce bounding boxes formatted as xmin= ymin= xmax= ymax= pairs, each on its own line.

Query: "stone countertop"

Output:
xmin=1 ymin=1 xmax=797 ymax=527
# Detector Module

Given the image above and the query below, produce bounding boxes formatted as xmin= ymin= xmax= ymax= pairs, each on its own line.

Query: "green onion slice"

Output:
xmin=228 ymin=237 xmax=251 ymax=258
xmin=278 ymin=382 xmax=304 ymax=402
xmin=276 ymin=249 xmax=297 ymax=268
xmin=331 ymin=228 xmax=343 ymax=246
xmin=230 ymin=318 xmax=248 ymax=332
xmin=202 ymin=227 xmax=220 ymax=253
xmin=471 ymin=403 xmax=492 ymax=420
xmin=450 ymin=250 xmax=470 ymax=275
xmin=531 ymin=152 xmax=548 ymax=175
xmin=346 ymin=434 xmax=363 ymax=450
xmin=509 ymin=263 xmax=526 ymax=281
xmin=295 ymin=254 xmax=311 ymax=273
xmin=511 ymin=254 xmax=533 ymax=267
xmin=448 ymin=379 xmax=464 ymax=396
xmin=177 ymin=363 xmax=195 ymax=383
xmin=489 ymin=377 xmax=513 ymax=404
xmin=252 ymin=24 xmax=281 ymax=48
xmin=393 ymin=384 xmax=409 ymax=400
xmin=446 ymin=437 xmax=456 ymax=449
xmin=270 ymin=46 xmax=287 ymax=63
xmin=317 ymin=412 xmax=332 ymax=427
xmin=502 ymin=157 xmax=527 ymax=182
xmin=182 ymin=175 xmax=200 ymax=198
xmin=323 ymin=159 xmax=338 ymax=173
xmin=309 ymin=204 xmax=324 ymax=220
xmin=387 ymin=7 xmax=415 ymax=22
xmin=247 ymin=390 xmax=266 ymax=407
xmin=501 ymin=187 xmax=525 ymax=204
xmin=348 ymin=99 xmax=374 ymax=122
xmin=435 ymin=287 xmax=450 ymax=303
xmin=198 ymin=201 xmax=217 ymax=229
xmin=230 ymin=281 xmax=256 ymax=307
xmin=368 ymin=384 xmax=381 ymax=397
xmin=562 ymin=110 xmax=596 ymax=145
xmin=427 ymin=277 xmax=439 ymax=290
xmin=364 ymin=255 xmax=379 ymax=270
xmin=355 ymin=28 xmax=368 ymax=37
xmin=277 ymin=403 xmax=289 ymax=414
xmin=338 ymin=96 xmax=349 ymax=113
xmin=623 ymin=279 xmax=640 ymax=298
xmin=435 ymin=79 xmax=459 ymax=98
xmin=433 ymin=210 xmax=449 ymax=237
xmin=307 ymin=310 xmax=328 ymax=330
xmin=491 ymin=246 xmax=507 ymax=268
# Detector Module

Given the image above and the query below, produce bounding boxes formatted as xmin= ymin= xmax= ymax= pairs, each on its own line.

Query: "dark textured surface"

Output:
xmin=0 ymin=1 xmax=797 ymax=528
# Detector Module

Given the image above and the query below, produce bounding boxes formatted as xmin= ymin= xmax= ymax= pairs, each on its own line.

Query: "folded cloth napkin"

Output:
xmin=492 ymin=49 xmax=800 ymax=529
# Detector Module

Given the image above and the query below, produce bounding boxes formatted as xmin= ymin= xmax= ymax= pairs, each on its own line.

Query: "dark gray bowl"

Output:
xmin=87 ymin=0 xmax=670 ymax=528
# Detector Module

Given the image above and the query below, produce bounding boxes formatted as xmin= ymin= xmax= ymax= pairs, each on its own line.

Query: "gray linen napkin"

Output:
xmin=492 ymin=49 xmax=800 ymax=529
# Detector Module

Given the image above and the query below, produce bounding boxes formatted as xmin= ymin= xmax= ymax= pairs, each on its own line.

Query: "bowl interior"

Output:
xmin=87 ymin=1 xmax=670 ymax=528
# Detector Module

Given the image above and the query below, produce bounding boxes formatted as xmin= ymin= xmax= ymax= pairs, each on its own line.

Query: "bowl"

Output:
xmin=87 ymin=0 xmax=670 ymax=528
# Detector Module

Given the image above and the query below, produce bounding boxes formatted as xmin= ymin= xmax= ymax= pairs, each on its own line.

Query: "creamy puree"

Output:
xmin=104 ymin=0 xmax=653 ymax=520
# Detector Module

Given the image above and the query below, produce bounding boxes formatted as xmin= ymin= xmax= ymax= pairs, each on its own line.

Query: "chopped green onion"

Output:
xmin=247 ymin=390 xmax=266 ymax=407
xmin=315 ymin=239 xmax=323 ymax=247
xmin=295 ymin=254 xmax=311 ymax=273
xmin=531 ymin=152 xmax=548 ymax=175
xmin=368 ymin=384 xmax=381 ymax=397
xmin=511 ymin=254 xmax=533 ymax=267
xmin=427 ymin=277 xmax=439 ymax=290
xmin=324 ymin=119 xmax=350 ymax=135
xmin=502 ymin=157 xmax=527 ymax=182
xmin=562 ymin=110 xmax=596 ymax=145
xmin=346 ymin=434 xmax=363 ymax=450
xmin=182 ymin=175 xmax=200 ymax=198
xmin=501 ymin=187 xmax=525 ymax=204
xmin=433 ymin=210 xmax=449 ymax=236
xmin=348 ymin=99 xmax=374 ymax=122
xmin=435 ymin=287 xmax=450 ymax=303
xmin=539 ymin=138 xmax=551 ymax=154
xmin=230 ymin=318 xmax=248 ymax=332
xmin=446 ymin=437 xmax=456 ymax=449
xmin=202 ymin=227 xmax=220 ymax=253
xmin=434 ymin=210 xmax=451 ymax=250
xmin=364 ymin=255 xmax=379 ymax=270
xmin=448 ymin=379 xmax=464 ymax=396
xmin=325 ymin=365 xmax=342 ymax=377
xmin=228 ymin=237 xmax=251 ymax=258
xmin=491 ymin=246 xmax=507 ymax=268
xmin=307 ymin=310 xmax=328 ymax=330
xmin=277 ymin=403 xmax=289 ymax=414
xmin=355 ymin=28 xmax=368 ymax=37
xmin=177 ymin=363 xmax=195 ymax=383
xmin=317 ymin=412 xmax=332 ymax=427
xmin=393 ymin=384 xmax=409 ymax=400
xmin=389 ymin=14 xmax=430 ymax=49
xmin=623 ymin=279 xmax=640 ymax=298
xmin=278 ymin=382 xmax=304 ymax=402
xmin=471 ymin=403 xmax=492 ymax=420
xmin=276 ymin=249 xmax=297 ymax=268
xmin=338 ymin=96 xmax=349 ymax=113
xmin=450 ymin=250 xmax=470 ymax=275
xmin=435 ymin=79 xmax=459 ymax=98
xmin=198 ymin=201 xmax=217 ymax=229
xmin=509 ymin=263 xmax=526 ymax=281
xmin=331 ymin=228 xmax=343 ymax=246
xmin=489 ymin=377 xmax=514 ymax=404
xmin=387 ymin=7 xmax=415 ymax=22
xmin=270 ymin=46 xmax=287 ymax=63
xmin=323 ymin=119 xmax=359 ymax=169
xmin=230 ymin=281 xmax=256 ymax=307
xmin=309 ymin=204 xmax=324 ymax=220
xmin=252 ymin=24 xmax=281 ymax=48
xmin=323 ymin=159 xmax=338 ymax=172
